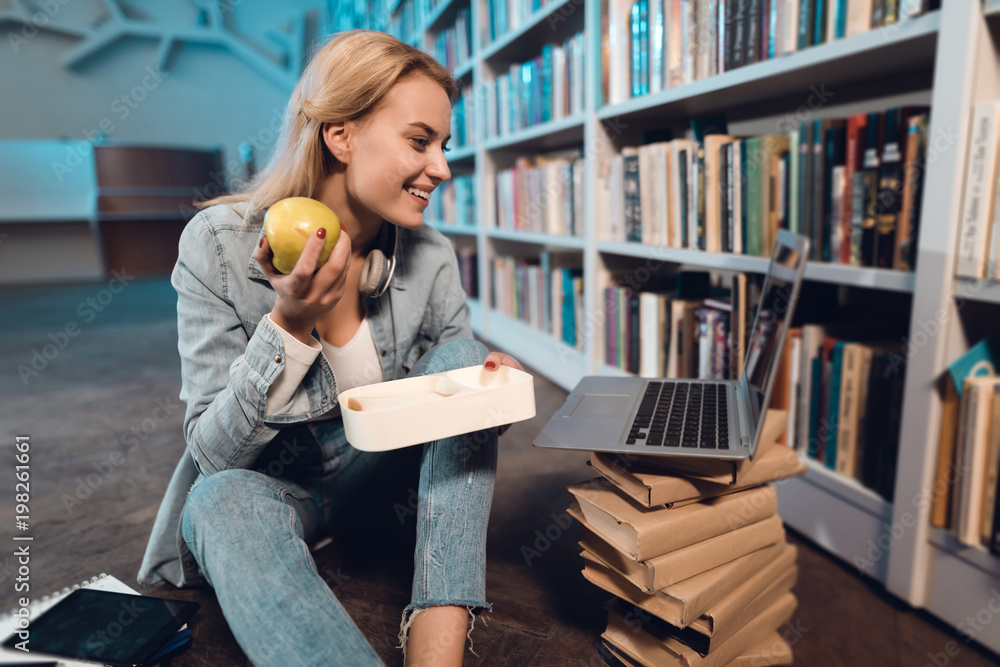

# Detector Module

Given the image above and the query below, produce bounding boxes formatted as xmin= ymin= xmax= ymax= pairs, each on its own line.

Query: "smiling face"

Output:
xmin=328 ymin=73 xmax=453 ymax=231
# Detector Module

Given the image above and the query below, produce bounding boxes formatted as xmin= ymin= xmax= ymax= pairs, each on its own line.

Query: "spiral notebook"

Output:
xmin=0 ymin=573 xmax=190 ymax=666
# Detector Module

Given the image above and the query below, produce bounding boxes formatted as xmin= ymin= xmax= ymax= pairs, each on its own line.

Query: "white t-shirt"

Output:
xmin=264 ymin=314 xmax=383 ymax=416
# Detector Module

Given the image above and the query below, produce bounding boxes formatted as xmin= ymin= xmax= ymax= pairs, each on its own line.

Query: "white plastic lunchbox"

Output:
xmin=339 ymin=364 xmax=536 ymax=451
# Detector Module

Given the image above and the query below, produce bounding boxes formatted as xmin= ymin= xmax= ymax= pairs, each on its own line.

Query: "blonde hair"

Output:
xmin=201 ymin=29 xmax=457 ymax=216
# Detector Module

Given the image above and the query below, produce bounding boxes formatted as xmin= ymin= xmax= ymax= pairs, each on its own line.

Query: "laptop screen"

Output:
xmin=740 ymin=229 xmax=808 ymax=453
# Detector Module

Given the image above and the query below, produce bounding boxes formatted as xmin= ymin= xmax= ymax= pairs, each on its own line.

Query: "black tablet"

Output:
xmin=1 ymin=589 xmax=200 ymax=667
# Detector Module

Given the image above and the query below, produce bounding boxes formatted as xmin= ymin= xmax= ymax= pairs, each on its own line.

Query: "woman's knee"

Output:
xmin=182 ymin=468 xmax=273 ymax=545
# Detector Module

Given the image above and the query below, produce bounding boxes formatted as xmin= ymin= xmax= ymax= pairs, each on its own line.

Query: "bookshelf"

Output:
xmin=359 ymin=0 xmax=999 ymax=655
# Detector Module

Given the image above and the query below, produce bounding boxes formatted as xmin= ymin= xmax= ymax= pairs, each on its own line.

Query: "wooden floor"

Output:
xmin=1 ymin=276 xmax=998 ymax=666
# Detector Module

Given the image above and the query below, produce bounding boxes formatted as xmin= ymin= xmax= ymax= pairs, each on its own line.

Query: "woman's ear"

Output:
xmin=322 ymin=121 xmax=352 ymax=165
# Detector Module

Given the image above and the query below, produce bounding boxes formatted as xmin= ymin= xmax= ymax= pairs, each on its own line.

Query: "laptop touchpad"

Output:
xmin=571 ymin=394 xmax=631 ymax=418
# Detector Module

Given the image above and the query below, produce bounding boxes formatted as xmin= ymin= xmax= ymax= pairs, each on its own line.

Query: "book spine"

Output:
xmin=624 ymin=149 xmax=641 ymax=242
xmin=957 ymin=102 xmax=999 ymax=279
xmin=876 ymin=125 xmax=903 ymax=269
xmin=679 ymin=149 xmax=690 ymax=247
xmin=808 ymin=355 xmax=823 ymax=460
xmin=713 ymin=311 xmax=729 ymax=379
xmin=745 ymin=0 xmax=761 ymax=64
xmin=696 ymin=143 xmax=707 ymax=250
xmin=824 ymin=341 xmax=845 ymax=470
xmin=721 ymin=142 xmax=732 ymax=252
xmin=798 ymin=0 xmax=815 ymax=49
xmin=746 ymin=137 xmax=761 ymax=256
xmin=860 ymin=156 xmax=881 ymax=267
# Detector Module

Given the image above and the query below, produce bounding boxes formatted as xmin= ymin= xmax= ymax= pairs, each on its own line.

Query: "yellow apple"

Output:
xmin=264 ymin=197 xmax=341 ymax=274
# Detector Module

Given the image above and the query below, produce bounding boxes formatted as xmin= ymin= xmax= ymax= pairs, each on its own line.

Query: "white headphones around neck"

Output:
xmin=358 ymin=222 xmax=398 ymax=299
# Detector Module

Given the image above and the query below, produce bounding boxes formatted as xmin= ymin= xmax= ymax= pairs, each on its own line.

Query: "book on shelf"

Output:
xmin=496 ymin=148 xmax=585 ymax=236
xmin=957 ymin=100 xmax=1000 ymax=280
xmin=455 ymin=247 xmax=478 ymax=300
xmin=601 ymin=0 xmax=937 ymax=104
xmin=428 ymin=173 xmax=475 ymax=227
xmin=951 ymin=376 xmax=1000 ymax=548
xmin=491 ymin=254 xmax=583 ymax=347
xmin=602 ymin=106 xmax=927 ymax=268
xmin=432 ymin=7 xmax=471 ymax=72
xmin=931 ymin=335 xmax=1000 ymax=530
xmin=486 ymin=31 xmax=584 ymax=139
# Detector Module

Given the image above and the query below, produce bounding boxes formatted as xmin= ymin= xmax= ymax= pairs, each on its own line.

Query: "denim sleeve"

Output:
xmin=436 ymin=243 xmax=473 ymax=345
xmin=172 ymin=217 xmax=290 ymax=475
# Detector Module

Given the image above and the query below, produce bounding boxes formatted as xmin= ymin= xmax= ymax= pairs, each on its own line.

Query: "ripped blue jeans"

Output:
xmin=181 ymin=338 xmax=498 ymax=666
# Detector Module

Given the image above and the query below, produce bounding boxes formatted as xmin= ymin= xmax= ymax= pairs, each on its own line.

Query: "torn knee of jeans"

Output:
xmin=397 ymin=603 xmax=492 ymax=662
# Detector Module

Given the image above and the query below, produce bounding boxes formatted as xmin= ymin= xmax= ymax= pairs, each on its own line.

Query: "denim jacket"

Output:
xmin=138 ymin=203 xmax=471 ymax=588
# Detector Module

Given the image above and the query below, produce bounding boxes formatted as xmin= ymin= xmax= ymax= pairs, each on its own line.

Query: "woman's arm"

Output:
xmin=172 ymin=217 xmax=302 ymax=475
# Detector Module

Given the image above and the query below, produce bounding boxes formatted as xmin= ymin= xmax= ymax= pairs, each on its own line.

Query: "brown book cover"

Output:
xmin=930 ymin=379 xmax=960 ymax=528
xmin=729 ymin=632 xmax=795 ymax=666
xmin=568 ymin=482 xmax=778 ymax=560
xmin=604 ymin=562 xmax=797 ymax=655
xmin=620 ymin=410 xmax=788 ymax=484
xmin=575 ymin=512 xmax=785 ymax=592
xmin=590 ymin=444 xmax=806 ymax=509
xmin=602 ymin=591 xmax=797 ymax=667
xmin=582 ymin=540 xmax=797 ymax=635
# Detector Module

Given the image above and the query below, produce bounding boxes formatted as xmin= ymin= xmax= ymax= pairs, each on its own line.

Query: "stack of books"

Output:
xmin=567 ymin=411 xmax=807 ymax=666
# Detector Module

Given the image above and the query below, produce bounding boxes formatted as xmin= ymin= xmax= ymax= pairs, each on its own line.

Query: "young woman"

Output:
xmin=138 ymin=29 xmax=522 ymax=666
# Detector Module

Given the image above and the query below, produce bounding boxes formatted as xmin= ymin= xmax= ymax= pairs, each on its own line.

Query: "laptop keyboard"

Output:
xmin=626 ymin=381 xmax=730 ymax=449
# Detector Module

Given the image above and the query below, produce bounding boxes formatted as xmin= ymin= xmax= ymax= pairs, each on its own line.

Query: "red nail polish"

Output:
xmin=340 ymin=222 xmax=347 ymax=232
xmin=317 ymin=227 xmax=326 ymax=239
xmin=259 ymin=237 xmax=264 ymax=248
xmin=485 ymin=360 xmax=497 ymax=370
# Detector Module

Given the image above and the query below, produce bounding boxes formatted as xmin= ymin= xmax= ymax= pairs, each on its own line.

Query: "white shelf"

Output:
xmin=480 ymin=0 xmax=578 ymax=61
xmin=927 ymin=529 xmax=1000 ymax=655
xmin=484 ymin=114 xmax=586 ymax=152
xmin=596 ymin=362 xmax=633 ymax=377
xmin=452 ymin=57 xmax=475 ymax=79
xmin=954 ymin=278 xmax=1000 ymax=304
xmin=597 ymin=242 xmax=916 ymax=291
xmin=486 ymin=310 xmax=586 ymax=391
xmin=803 ymin=262 xmax=915 ymax=293
xmin=598 ymin=11 xmax=940 ymax=121
xmin=776 ymin=456 xmax=894 ymax=583
xmin=488 ymin=228 xmax=585 ymax=249
xmin=427 ymin=220 xmax=478 ymax=236
xmin=468 ymin=297 xmax=483 ymax=335
xmin=446 ymin=144 xmax=476 ymax=162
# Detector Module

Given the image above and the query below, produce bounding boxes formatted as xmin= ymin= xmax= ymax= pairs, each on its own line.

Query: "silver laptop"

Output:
xmin=533 ymin=229 xmax=809 ymax=460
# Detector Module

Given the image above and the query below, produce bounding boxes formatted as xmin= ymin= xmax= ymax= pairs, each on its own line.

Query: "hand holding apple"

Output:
xmin=253 ymin=197 xmax=352 ymax=344
xmin=264 ymin=197 xmax=341 ymax=274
